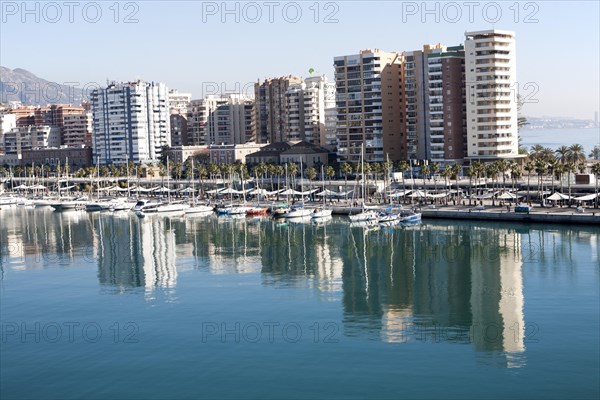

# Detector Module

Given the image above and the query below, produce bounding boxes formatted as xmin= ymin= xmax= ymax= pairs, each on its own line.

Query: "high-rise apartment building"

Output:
xmin=254 ymin=76 xmax=302 ymax=144
xmin=168 ymin=89 xmax=191 ymax=147
xmin=90 ymin=81 xmax=171 ymax=164
xmin=334 ymin=49 xmax=403 ymax=163
xmin=465 ymin=30 xmax=519 ymax=159
xmin=403 ymin=45 xmax=445 ymax=160
xmin=63 ymin=112 xmax=93 ymax=148
xmin=3 ymin=125 xmax=61 ymax=154
xmin=187 ymin=95 xmax=254 ymax=146
xmin=0 ymin=113 xmax=17 ymax=154
xmin=427 ymin=45 xmax=467 ymax=163
xmin=283 ymin=75 xmax=336 ymax=148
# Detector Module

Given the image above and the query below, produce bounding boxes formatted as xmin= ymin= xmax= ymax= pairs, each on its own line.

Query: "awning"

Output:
xmin=498 ymin=192 xmax=522 ymax=200
xmin=574 ymin=193 xmax=598 ymax=201
xmin=546 ymin=192 xmax=571 ymax=201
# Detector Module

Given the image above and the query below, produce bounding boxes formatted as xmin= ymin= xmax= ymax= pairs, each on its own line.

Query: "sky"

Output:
xmin=1 ymin=0 xmax=599 ymax=119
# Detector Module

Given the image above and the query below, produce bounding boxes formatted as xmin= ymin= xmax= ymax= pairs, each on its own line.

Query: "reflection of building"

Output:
xmin=95 ymin=215 xmax=177 ymax=291
xmin=338 ymin=222 xmax=526 ymax=367
xmin=139 ymin=217 xmax=177 ymax=289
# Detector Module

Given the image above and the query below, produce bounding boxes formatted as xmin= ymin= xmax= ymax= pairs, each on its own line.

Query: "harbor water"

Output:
xmin=0 ymin=207 xmax=598 ymax=399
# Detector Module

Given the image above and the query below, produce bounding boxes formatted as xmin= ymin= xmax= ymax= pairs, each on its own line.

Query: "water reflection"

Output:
xmin=1 ymin=207 xmax=598 ymax=368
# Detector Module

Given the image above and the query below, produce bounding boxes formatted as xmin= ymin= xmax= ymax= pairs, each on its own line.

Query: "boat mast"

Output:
xmin=321 ymin=164 xmax=326 ymax=207
xmin=167 ymin=156 xmax=171 ymax=204
xmin=361 ymin=142 xmax=365 ymax=208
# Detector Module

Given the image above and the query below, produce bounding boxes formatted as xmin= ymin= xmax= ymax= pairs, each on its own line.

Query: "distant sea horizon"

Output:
xmin=520 ymin=127 xmax=600 ymax=153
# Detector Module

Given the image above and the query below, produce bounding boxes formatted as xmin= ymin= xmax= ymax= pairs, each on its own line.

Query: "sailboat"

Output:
xmin=185 ymin=161 xmax=214 ymax=215
xmin=136 ymin=156 xmax=189 ymax=217
xmin=286 ymin=160 xmax=313 ymax=219
xmin=312 ymin=165 xmax=332 ymax=218
xmin=226 ymin=165 xmax=252 ymax=215
xmin=348 ymin=144 xmax=378 ymax=222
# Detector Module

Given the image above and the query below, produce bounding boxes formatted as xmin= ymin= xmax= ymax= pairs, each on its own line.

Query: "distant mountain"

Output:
xmin=0 ymin=66 xmax=85 ymax=106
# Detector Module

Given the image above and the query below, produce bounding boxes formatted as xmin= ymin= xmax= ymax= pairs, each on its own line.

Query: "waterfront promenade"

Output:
xmin=417 ymin=202 xmax=600 ymax=225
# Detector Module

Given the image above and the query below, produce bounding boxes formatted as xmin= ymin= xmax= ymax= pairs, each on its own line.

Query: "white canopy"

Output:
xmin=137 ymin=186 xmax=156 ymax=193
xmin=573 ymin=193 xmax=598 ymax=201
xmin=279 ymin=188 xmax=305 ymax=196
xmin=387 ymin=190 xmax=412 ymax=198
xmin=428 ymin=192 xmax=450 ymax=199
xmin=315 ymin=189 xmax=341 ymax=197
xmin=13 ymin=184 xmax=29 ymax=190
xmin=546 ymin=192 xmax=571 ymax=201
xmin=472 ymin=191 xmax=499 ymax=200
xmin=247 ymin=188 xmax=269 ymax=196
xmin=219 ymin=187 xmax=246 ymax=195
xmin=153 ymin=186 xmax=172 ymax=193
xmin=498 ymin=192 xmax=522 ymax=200
xmin=179 ymin=187 xmax=196 ymax=194
xmin=206 ymin=188 xmax=224 ymax=194
xmin=29 ymin=184 xmax=47 ymax=190
xmin=409 ymin=190 xmax=428 ymax=198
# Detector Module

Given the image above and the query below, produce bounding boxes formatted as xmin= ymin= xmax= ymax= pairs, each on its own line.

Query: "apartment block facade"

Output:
xmin=254 ymin=76 xmax=302 ymax=144
xmin=3 ymin=125 xmax=61 ymax=155
xmin=334 ymin=49 xmax=403 ymax=163
xmin=187 ymin=95 xmax=254 ymax=146
xmin=90 ymin=81 xmax=171 ymax=164
xmin=62 ymin=112 xmax=92 ymax=148
xmin=465 ymin=30 xmax=519 ymax=159
xmin=284 ymin=75 xmax=336 ymax=149
xmin=427 ymin=45 xmax=467 ymax=163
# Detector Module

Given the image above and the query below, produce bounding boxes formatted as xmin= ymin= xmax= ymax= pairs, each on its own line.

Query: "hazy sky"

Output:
xmin=1 ymin=1 xmax=598 ymax=119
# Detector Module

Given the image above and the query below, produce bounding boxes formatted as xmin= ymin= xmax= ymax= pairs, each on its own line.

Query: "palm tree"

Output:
xmin=324 ymin=165 xmax=335 ymax=197
xmin=495 ymin=159 xmax=508 ymax=192
xmin=577 ymin=162 xmax=587 ymax=174
xmin=534 ymin=159 xmax=547 ymax=202
xmin=486 ymin=163 xmax=499 ymax=205
xmin=396 ymin=161 xmax=409 ymax=200
xmin=441 ymin=166 xmax=453 ymax=205
xmin=207 ymin=162 xmax=219 ymax=182
xmin=287 ymin=162 xmax=299 ymax=190
xmin=554 ymin=163 xmax=565 ymax=193
xmin=172 ymin=162 xmax=183 ymax=181
xmin=467 ymin=165 xmax=477 ymax=205
xmin=589 ymin=146 xmax=600 ymax=161
xmin=451 ymin=164 xmax=461 ymax=203
xmin=274 ymin=165 xmax=284 ymax=197
xmin=420 ymin=164 xmax=431 ymax=181
xmin=547 ymin=158 xmax=558 ymax=193
xmin=266 ymin=163 xmax=276 ymax=190
xmin=568 ymin=144 xmax=586 ymax=163
xmin=340 ymin=162 xmax=352 ymax=192
xmin=197 ymin=164 xmax=207 ymax=196
xmin=305 ymin=166 xmax=317 ymax=181
xmin=510 ymin=162 xmax=522 ymax=195
xmin=563 ymin=162 xmax=576 ymax=207
xmin=555 ymin=146 xmax=570 ymax=164
xmin=591 ymin=163 xmax=600 ymax=208
xmin=524 ymin=160 xmax=534 ymax=203
xmin=530 ymin=144 xmax=545 ymax=159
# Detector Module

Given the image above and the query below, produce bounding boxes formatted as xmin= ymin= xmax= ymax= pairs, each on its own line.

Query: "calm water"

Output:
xmin=520 ymin=127 xmax=600 ymax=153
xmin=0 ymin=207 xmax=598 ymax=399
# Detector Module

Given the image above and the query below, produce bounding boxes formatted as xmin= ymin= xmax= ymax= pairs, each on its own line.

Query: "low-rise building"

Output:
xmin=245 ymin=142 xmax=293 ymax=165
xmin=209 ymin=142 xmax=264 ymax=165
xmin=168 ymin=145 xmax=209 ymax=164
xmin=280 ymin=141 xmax=330 ymax=167
xmin=21 ymin=146 xmax=92 ymax=168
